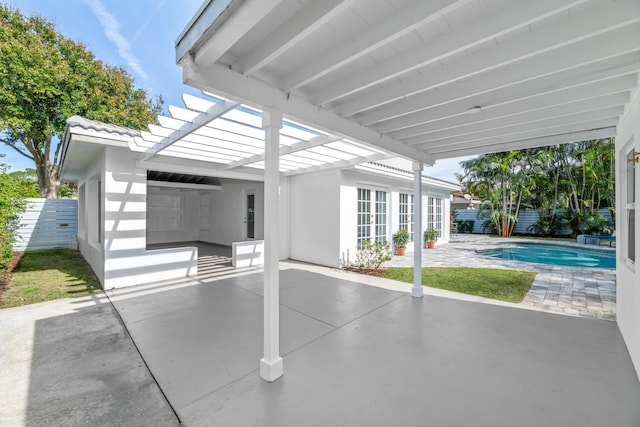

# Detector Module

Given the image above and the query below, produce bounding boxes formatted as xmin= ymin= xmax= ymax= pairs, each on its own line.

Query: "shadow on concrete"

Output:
xmin=0 ymin=295 xmax=180 ymax=426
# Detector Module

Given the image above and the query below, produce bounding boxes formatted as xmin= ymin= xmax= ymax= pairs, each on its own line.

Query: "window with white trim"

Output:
xmin=357 ymin=188 xmax=371 ymax=248
xmin=399 ymin=193 xmax=414 ymax=241
xmin=357 ymin=188 xmax=388 ymax=247
xmin=375 ymin=190 xmax=387 ymax=243
xmin=147 ymin=193 xmax=184 ymax=231
xmin=427 ymin=196 xmax=443 ymax=238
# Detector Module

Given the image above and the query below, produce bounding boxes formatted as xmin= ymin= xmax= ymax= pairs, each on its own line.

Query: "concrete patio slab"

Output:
xmin=104 ymin=260 xmax=640 ymax=427
xmin=177 ymin=291 xmax=640 ymax=427
xmin=0 ymin=295 xmax=179 ymax=427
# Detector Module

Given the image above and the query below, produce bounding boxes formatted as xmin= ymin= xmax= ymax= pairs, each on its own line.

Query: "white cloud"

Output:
xmin=84 ymin=0 xmax=149 ymax=82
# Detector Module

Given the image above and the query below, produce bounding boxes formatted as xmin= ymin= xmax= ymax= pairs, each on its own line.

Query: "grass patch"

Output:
xmin=0 ymin=249 xmax=101 ymax=309
xmin=384 ymin=267 xmax=536 ymax=303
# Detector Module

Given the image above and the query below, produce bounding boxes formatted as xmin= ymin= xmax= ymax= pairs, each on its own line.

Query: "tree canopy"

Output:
xmin=0 ymin=4 xmax=162 ymax=198
xmin=460 ymin=140 xmax=615 ymax=237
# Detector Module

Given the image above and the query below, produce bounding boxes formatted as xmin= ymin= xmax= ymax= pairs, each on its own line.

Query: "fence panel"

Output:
xmin=453 ymin=208 xmax=612 ymax=236
xmin=13 ymin=198 xmax=78 ymax=251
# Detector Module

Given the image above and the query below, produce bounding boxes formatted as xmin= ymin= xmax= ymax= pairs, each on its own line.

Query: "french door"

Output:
xmin=357 ymin=188 xmax=388 ymax=247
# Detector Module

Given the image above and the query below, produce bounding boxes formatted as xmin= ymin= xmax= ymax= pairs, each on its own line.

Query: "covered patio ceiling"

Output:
xmin=175 ymin=0 xmax=640 ymax=163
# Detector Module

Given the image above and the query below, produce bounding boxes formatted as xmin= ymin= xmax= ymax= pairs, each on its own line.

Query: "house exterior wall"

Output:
xmin=76 ymin=149 xmax=106 ymax=285
xmin=93 ymin=147 xmax=197 ymax=289
xmin=289 ymin=170 xmax=341 ymax=267
xmin=339 ymin=168 xmax=454 ymax=267
xmin=615 ymin=85 xmax=640 ymax=380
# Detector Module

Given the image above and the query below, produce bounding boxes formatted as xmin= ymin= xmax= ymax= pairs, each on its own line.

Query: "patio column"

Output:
xmin=412 ymin=161 xmax=424 ymax=298
xmin=260 ymin=109 xmax=284 ymax=382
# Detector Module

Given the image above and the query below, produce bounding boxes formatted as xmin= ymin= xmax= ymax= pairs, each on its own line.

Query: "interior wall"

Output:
xmin=146 ymin=188 xmax=200 ymax=245
xmin=289 ymin=170 xmax=341 ymax=267
xmin=201 ymin=181 xmax=265 ymax=246
xmin=615 ymin=83 xmax=640 ymax=380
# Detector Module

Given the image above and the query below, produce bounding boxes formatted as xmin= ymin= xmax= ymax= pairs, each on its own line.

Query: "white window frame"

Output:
xmin=399 ymin=192 xmax=414 ymax=242
xmin=427 ymin=196 xmax=443 ymax=239
xmin=357 ymin=187 xmax=389 ymax=247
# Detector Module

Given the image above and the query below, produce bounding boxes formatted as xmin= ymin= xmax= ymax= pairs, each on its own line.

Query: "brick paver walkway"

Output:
xmin=384 ymin=235 xmax=616 ymax=321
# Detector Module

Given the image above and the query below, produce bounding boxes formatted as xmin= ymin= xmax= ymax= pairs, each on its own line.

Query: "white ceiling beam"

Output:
xmin=224 ymin=133 xmax=344 ymax=170
xmin=136 ymin=158 xmax=265 ymax=182
xmin=389 ymin=91 xmax=632 ymax=141
xmin=312 ymin=0 xmax=584 ymax=105
xmin=428 ymin=128 xmax=616 ymax=160
xmin=232 ymin=0 xmax=355 ymax=75
xmin=375 ymin=61 xmax=640 ymax=134
xmin=181 ymin=58 xmax=435 ymax=165
xmin=141 ymin=98 xmax=238 ymax=162
xmin=358 ymin=37 xmax=640 ymax=128
xmin=279 ymin=0 xmax=472 ymax=91
xmin=186 ymin=0 xmax=282 ymax=69
xmin=403 ymin=108 xmax=623 ymax=146
xmin=415 ymin=118 xmax=619 ymax=151
xmin=147 ymin=180 xmax=222 ymax=191
xmin=339 ymin=9 xmax=640 ymax=118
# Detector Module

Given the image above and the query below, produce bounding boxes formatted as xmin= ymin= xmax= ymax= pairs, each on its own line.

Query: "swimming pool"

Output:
xmin=481 ymin=243 xmax=616 ymax=268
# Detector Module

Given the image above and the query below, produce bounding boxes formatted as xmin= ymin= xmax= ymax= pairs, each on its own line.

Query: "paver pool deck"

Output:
xmin=384 ymin=234 xmax=617 ymax=321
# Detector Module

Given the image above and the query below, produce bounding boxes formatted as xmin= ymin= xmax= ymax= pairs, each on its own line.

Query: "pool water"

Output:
xmin=482 ymin=243 xmax=616 ymax=268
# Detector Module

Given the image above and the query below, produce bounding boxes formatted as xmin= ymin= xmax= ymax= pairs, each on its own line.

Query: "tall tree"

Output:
xmin=0 ymin=5 xmax=162 ymax=198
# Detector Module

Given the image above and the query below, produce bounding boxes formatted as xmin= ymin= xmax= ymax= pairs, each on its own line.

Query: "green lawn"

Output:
xmin=0 ymin=249 xmax=101 ymax=309
xmin=384 ymin=267 xmax=536 ymax=303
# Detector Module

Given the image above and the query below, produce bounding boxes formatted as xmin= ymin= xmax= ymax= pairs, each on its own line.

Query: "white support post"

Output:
xmin=412 ymin=161 xmax=424 ymax=298
xmin=260 ymin=109 xmax=284 ymax=382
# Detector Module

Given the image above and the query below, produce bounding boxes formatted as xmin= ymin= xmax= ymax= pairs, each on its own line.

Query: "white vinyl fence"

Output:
xmin=453 ymin=208 xmax=613 ymax=235
xmin=13 ymin=198 xmax=78 ymax=251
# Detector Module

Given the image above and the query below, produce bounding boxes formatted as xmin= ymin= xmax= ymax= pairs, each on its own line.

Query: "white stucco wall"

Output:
xmin=289 ymin=170 xmax=342 ymax=267
xmin=100 ymin=147 xmax=197 ymax=288
xmin=339 ymin=169 xmax=454 ymax=266
xmin=615 ymin=84 xmax=640 ymax=380
xmin=76 ymin=150 xmax=106 ymax=285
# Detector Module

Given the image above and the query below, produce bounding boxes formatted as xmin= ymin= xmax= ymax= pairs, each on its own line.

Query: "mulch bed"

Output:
xmin=0 ymin=252 xmax=23 ymax=302
xmin=343 ymin=266 xmax=387 ymax=277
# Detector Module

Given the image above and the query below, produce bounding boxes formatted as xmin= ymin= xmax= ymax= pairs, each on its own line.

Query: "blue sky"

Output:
xmin=2 ymin=0 xmax=466 ymax=183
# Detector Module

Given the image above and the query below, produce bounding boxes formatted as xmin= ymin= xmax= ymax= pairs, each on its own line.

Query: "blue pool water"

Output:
xmin=482 ymin=243 xmax=616 ymax=268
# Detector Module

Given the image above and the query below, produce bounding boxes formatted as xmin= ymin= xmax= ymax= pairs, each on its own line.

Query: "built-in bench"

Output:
xmin=232 ymin=240 xmax=264 ymax=268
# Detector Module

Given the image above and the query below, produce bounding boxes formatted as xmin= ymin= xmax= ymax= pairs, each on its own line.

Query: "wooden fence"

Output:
xmin=13 ymin=198 xmax=78 ymax=251
xmin=453 ymin=208 xmax=613 ymax=235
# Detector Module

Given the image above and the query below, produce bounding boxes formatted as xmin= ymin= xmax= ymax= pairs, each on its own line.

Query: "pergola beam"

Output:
xmin=142 ymin=98 xmax=238 ymax=162
xmin=224 ymin=133 xmax=344 ymax=170
xmin=181 ymin=58 xmax=435 ymax=165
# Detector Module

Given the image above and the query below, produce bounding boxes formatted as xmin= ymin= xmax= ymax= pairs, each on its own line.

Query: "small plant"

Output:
xmin=424 ymin=227 xmax=439 ymax=243
xmin=392 ymin=228 xmax=410 ymax=248
xmin=354 ymin=240 xmax=392 ymax=271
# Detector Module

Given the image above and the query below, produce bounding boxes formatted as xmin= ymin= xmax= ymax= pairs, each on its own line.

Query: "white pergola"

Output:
xmin=172 ymin=0 xmax=640 ymax=382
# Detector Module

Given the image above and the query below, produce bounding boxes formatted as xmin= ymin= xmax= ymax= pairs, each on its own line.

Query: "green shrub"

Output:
xmin=354 ymin=240 xmax=392 ymax=271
